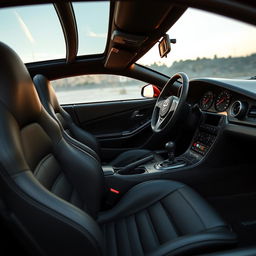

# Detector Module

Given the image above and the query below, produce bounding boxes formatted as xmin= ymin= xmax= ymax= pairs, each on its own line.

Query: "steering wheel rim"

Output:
xmin=151 ymin=72 xmax=189 ymax=133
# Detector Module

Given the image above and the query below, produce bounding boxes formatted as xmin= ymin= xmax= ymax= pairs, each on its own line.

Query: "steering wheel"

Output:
xmin=151 ymin=72 xmax=189 ymax=133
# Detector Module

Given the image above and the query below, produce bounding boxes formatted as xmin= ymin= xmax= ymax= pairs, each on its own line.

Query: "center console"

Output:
xmin=102 ymin=112 xmax=225 ymax=207
xmin=190 ymin=113 xmax=220 ymax=156
xmin=103 ymin=112 xmax=223 ymax=177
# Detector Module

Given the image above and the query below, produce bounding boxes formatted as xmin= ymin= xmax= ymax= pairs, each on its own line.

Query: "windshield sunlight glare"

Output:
xmin=138 ymin=8 xmax=256 ymax=79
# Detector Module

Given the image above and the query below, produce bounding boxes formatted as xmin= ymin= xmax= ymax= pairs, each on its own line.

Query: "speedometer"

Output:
xmin=215 ymin=90 xmax=231 ymax=112
xmin=200 ymin=91 xmax=214 ymax=111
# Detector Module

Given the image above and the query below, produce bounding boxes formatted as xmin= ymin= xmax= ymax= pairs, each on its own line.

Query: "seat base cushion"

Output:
xmin=98 ymin=180 xmax=236 ymax=256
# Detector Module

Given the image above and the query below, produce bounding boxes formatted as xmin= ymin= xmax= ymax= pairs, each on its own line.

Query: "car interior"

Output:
xmin=0 ymin=0 xmax=256 ymax=255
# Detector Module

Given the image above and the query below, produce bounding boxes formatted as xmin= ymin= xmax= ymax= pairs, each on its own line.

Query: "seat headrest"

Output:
xmin=0 ymin=42 xmax=41 ymax=127
xmin=33 ymin=74 xmax=60 ymax=113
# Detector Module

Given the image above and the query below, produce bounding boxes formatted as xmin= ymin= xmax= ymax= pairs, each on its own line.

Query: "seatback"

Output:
xmin=0 ymin=42 xmax=104 ymax=255
xmin=33 ymin=74 xmax=101 ymax=157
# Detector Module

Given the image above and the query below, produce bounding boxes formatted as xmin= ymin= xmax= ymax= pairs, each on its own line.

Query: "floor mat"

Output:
xmin=208 ymin=192 xmax=256 ymax=247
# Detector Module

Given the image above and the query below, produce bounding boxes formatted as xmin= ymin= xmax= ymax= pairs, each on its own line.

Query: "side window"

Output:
xmin=51 ymin=75 xmax=146 ymax=104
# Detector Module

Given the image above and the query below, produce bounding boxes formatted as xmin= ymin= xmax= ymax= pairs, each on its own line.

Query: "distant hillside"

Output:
xmin=52 ymin=74 xmax=143 ymax=91
xmin=148 ymin=53 xmax=256 ymax=79
xmin=52 ymin=53 xmax=256 ymax=91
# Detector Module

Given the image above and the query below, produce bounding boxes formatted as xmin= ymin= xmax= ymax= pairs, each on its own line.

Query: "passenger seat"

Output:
xmin=33 ymin=74 xmax=162 ymax=167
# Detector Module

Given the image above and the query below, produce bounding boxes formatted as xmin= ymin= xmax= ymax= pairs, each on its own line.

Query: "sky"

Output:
xmin=0 ymin=2 xmax=109 ymax=62
xmin=138 ymin=8 xmax=256 ymax=66
xmin=0 ymin=3 xmax=255 ymax=65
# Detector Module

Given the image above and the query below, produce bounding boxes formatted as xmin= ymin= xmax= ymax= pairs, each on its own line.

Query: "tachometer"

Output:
xmin=200 ymin=91 xmax=214 ymax=111
xmin=215 ymin=90 xmax=231 ymax=112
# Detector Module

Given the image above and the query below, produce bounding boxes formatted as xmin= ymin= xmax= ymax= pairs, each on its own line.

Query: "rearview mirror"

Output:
xmin=141 ymin=84 xmax=161 ymax=98
xmin=159 ymin=34 xmax=171 ymax=58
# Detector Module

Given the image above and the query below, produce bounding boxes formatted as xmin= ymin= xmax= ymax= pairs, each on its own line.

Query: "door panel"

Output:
xmin=66 ymin=99 xmax=155 ymax=124
xmin=63 ymin=99 xmax=156 ymax=150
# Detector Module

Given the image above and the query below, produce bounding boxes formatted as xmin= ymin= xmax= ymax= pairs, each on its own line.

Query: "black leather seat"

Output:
xmin=202 ymin=247 xmax=256 ymax=256
xmin=0 ymin=42 xmax=236 ymax=256
xmin=33 ymin=74 xmax=161 ymax=167
xmin=99 ymin=180 xmax=236 ymax=256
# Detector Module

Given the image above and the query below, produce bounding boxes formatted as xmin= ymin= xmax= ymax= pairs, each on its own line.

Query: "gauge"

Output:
xmin=215 ymin=90 xmax=231 ymax=112
xmin=200 ymin=91 xmax=214 ymax=111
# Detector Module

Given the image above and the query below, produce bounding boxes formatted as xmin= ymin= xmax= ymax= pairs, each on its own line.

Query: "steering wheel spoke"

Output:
xmin=156 ymin=99 xmax=165 ymax=108
xmin=169 ymin=96 xmax=179 ymax=113
xmin=155 ymin=115 xmax=164 ymax=130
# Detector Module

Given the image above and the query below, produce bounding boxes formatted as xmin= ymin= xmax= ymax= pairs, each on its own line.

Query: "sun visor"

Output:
xmin=104 ymin=47 xmax=137 ymax=70
xmin=111 ymin=30 xmax=148 ymax=48
xmin=114 ymin=1 xmax=173 ymax=34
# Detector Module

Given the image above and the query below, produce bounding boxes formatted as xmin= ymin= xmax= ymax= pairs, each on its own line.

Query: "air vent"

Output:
xmin=230 ymin=101 xmax=247 ymax=119
xmin=248 ymin=106 xmax=256 ymax=118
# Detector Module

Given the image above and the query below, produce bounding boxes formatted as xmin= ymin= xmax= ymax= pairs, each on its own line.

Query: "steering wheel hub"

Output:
xmin=160 ymin=97 xmax=172 ymax=117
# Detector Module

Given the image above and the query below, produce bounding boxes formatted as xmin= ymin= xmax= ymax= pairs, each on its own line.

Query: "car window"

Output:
xmin=0 ymin=4 xmax=65 ymax=63
xmin=73 ymin=2 xmax=109 ymax=56
xmin=51 ymin=75 xmax=145 ymax=104
xmin=0 ymin=2 xmax=110 ymax=63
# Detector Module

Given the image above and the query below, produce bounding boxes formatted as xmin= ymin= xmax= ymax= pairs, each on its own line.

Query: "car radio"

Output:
xmin=191 ymin=114 xmax=221 ymax=156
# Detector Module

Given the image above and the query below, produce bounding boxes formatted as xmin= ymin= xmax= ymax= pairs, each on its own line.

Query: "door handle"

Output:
xmin=131 ymin=110 xmax=144 ymax=119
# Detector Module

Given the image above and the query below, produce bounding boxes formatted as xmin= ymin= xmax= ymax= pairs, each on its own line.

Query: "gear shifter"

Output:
xmin=155 ymin=141 xmax=186 ymax=170
xmin=165 ymin=141 xmax=176 ymax=163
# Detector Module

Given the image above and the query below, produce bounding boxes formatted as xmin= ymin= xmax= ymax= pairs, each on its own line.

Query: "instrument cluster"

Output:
xmin=199 ymin=90 xmax=232 ymax=112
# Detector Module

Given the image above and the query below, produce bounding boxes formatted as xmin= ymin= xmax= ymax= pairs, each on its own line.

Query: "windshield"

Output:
xmin=137 ymin=8 xmax=256 ymax=79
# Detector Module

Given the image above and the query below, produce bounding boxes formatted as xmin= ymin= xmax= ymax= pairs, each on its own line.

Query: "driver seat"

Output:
xmin=33 ymin=74 xmax=162 ymax=167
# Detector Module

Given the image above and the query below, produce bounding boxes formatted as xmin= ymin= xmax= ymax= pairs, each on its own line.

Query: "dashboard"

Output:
xmin=188 ymin=78 xmax=256 ymax=127
xmin=184 ymin=78 xmax=256 ymax=157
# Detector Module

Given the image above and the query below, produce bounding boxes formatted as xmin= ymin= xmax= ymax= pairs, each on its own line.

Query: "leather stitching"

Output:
xmin=34 ymin=153 xmax=52 ymax=176
xmin=124 ymin=217 xmax=134 ymax=256
xmin=134 ymin=213 xmax=145 ymax=254
xmin=50 ymin=172 xmax=64 ymax=193
xmin=160 ymin=200 xmax=181 ymax=236
xmin=113 ymin=222 xmax=118 ymax=256
xmin=128 ymin=214 xmax=144 ymax=255
xmin=146 ymin=208 xmax=160 ymax=245
xmin=0 ymin=166 xmax=103 ymax=254
xmin=178 ymin=189 xmax=206 ymax=229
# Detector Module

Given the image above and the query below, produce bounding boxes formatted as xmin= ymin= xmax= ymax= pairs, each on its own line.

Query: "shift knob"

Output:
xmin=165 ymin=141 xmax=176 ymax=162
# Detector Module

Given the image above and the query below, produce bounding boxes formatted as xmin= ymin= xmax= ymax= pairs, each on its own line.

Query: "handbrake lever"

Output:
xmin=116 ymin=154 xmax=154 ymax=174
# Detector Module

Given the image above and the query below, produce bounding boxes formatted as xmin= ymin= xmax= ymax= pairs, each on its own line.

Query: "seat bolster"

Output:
xmin=147 ymin=230 xmax=237 ymax=256
xmin=176 ymin=185 xmax=227 ymax=229
xmin=98 ymin=180 xmax=185 ymax=224
xmin=13 ymin=170 xmax=103 ymax=253
xmin=62 ymin=131 xmax=100 ymax=162
xmin=67 ymin=118 xmax=101 ymax=156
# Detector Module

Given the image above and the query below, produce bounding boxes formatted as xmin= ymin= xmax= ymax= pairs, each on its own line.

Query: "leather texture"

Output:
xmin=0 ymin=42 xmax=236 ymax=255
xmin=33 ymin=74 xmax=101 ymax=162
xmin=0 ymin=42 xmax=105 ymax=255
xmin=33 ymin=74 xmax=159 ymax=167
xmin=98 ymin=180 xmax=236 ymax=256
xmin=202 ymin=247 xmax=256 ymax=256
